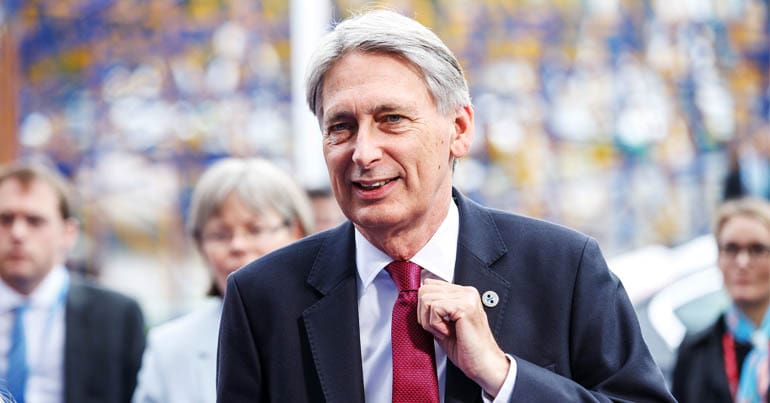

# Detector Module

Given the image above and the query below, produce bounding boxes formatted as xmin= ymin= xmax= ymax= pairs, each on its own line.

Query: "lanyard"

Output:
xmin=723 ymin=332 xmax=740 ymax=400
xmin=722 ymin=332 xmax=770 ymax=402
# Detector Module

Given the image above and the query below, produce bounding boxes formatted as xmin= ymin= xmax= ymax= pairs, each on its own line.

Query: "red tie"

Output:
xmin=386 ymin=261 xmax=440 ymax=403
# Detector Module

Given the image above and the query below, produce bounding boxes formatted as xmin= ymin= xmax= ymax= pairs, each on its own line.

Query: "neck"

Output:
xmin=8 ymin=279 xmax=38 ymax=296
xmin=358 ymin=198 xmax=451 ymax=261
xmin=738 ymin=301 xmax=770 ymax=327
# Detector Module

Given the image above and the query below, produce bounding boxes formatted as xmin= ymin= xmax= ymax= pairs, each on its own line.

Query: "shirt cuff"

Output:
xmin=481 ymin=354 xmax=517 ymax=403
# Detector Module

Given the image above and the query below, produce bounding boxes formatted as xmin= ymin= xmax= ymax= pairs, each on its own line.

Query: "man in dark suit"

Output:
xmin=217 ymin=9 xmax=674 ymax=402
xmin=0 ymin=163 xmax=145 ymax=403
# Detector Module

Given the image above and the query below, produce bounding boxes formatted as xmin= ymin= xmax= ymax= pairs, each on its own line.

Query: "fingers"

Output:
xmin=417 ymin=279 xmax=483 ymax=339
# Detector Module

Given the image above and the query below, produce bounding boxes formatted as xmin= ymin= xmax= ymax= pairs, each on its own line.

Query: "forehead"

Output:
xmin=0 ymin=178 xmax=61 ymax=216
xmin=720 ymin=214 xmax=770 ymax=239
xmin=205 ymin=193 xmax=281 ymax=225
xmin=320 ymin=51 xmax=434 ymax=118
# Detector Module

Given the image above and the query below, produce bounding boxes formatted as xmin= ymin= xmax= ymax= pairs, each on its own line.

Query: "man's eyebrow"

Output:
xmin=371 ymin=103 xmax=412 ymax=115
xmin=323 ymin=103 xmax=413 ymax=125
xmin=322 ymin=111 xmax=354 ymax=125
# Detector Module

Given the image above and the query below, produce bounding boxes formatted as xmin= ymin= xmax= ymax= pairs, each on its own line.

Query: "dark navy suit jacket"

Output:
xmin=64 ymin=277 xmax=145 ymax=403
xmin=217 ymin=189 xmax=675 ymax=402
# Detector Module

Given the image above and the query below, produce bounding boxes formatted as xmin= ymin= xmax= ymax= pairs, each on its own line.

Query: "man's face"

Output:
xmin=0 ymin=178 xmax=77 ymax=295
xmin=319 ymin=51 xmax=473 ymax=240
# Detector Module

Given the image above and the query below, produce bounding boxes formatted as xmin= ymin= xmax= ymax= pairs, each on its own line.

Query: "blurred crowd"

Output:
xmin=0 ymin=0 xmax=768 ymax=322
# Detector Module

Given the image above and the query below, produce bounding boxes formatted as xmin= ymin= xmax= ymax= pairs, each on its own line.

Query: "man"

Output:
xmin=306 ymin=186 xmax=346 ymax=232
xmin=217 ymin=10 xmax=674 ymax=402
xmin=0 ymin=163 xmax=145 ymax=403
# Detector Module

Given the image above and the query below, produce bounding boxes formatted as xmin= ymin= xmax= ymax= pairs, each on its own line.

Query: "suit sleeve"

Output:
xmin=217 ymin=274 xmax=262 ymax=402
xmin=123 ymin=299 xmax=147 ymax=403
xmin=510 ymin=238 xmax=675 ymax=402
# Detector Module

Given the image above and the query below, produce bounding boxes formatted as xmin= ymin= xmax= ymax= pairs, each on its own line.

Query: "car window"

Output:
xmin=674 ymin=289 xmax=729 ymax=335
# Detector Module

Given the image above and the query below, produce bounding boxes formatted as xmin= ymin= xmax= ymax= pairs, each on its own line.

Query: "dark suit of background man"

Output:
xmin=0 ymin=163 xmax=145 ymax=403
xmin=217 ymin=9 xmax=675 ymax=403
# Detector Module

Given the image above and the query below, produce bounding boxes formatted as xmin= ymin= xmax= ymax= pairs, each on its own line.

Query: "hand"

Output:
xmin=417 ymin=279 xmax=510 ymax=397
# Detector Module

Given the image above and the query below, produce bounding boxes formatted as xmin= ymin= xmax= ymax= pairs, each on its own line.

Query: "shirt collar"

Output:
xmin=356 ymin=200 xmax=459 ymax=289
xmin=0 ymin=265 xmax=70 ymax=312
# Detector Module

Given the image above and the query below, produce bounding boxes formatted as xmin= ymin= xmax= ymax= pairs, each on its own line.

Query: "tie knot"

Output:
xmin=13 ymin=302 xmax=28 ymax=315
xmin=386 ymin=261 xmax=422 ymax=291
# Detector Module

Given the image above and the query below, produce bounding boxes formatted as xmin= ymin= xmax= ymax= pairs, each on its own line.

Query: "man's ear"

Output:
xmin=449 ymin=105 xmax=474 ymax=159
xmin=63 ymin=218 xmax=80 ymax=253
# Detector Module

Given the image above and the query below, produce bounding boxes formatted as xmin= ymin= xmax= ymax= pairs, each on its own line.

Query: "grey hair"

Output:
xmin=187 ymin=158 xmax=315 ymax=243
xmin=305 ymin=9 xmax=471 ymax=120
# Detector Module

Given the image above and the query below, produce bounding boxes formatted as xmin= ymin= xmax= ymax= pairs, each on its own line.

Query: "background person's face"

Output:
xmin=718 ymin=214 xmax=770 ymax=309
xmin=319 ymin=52 xmax=472 ymax=240
xmin=199 ymin=192 xmax=302 ymax=294
xmin=0 ymin=178 xmax=77 ymax=295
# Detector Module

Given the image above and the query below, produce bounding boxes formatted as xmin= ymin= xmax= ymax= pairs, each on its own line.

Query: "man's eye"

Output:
xmin=384 ymin=114 xmax=402 ymax=123
xmin=26 ymin=216 xmax=45 ymax=227
xmin=328 ymin=123 xmax=349 ymax=132
xmin=324 ymin=122 xmax=355 ymax=144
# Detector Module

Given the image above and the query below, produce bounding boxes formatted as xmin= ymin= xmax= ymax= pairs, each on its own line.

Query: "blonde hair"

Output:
xmin=714 ymin=197 xmax=770 ymax=241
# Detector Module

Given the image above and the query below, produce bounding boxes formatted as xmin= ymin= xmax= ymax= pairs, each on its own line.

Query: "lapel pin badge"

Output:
xmin=481 ymin=291 xmax=499 ymax=308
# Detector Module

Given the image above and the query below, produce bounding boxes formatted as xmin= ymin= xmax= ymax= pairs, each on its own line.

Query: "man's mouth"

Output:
xmin=355 ymin=178 xmax=396 ymax=190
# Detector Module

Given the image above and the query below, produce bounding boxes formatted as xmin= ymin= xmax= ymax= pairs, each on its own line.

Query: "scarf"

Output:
xmin=725 ymin=305 xmax=770 ymax=403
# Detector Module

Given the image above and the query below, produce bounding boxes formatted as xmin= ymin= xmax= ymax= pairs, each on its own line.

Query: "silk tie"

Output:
xmin=7 ymin=303 xmax=28 ymax=403
xmin=386 ymin=261 xmax=440 ymax=403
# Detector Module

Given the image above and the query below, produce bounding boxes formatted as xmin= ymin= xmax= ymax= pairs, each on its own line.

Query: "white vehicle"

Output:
xmin=608 ymin=235 xmax=729 ymax=382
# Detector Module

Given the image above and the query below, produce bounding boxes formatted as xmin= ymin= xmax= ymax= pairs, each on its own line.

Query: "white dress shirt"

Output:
xmin=0 ymin=266 xmax=69 ymax=403
xmin=356 ymin=202 xmax=515 ymax=403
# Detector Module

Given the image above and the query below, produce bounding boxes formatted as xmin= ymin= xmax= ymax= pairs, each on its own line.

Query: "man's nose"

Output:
xmin=9 ymin=218 xmax=29 ymax=239
xmin=351 ymin=124 xmax=383 ymax=168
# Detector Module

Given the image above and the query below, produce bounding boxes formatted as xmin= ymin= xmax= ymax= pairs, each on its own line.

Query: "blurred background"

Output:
xmin=0 ymin=0 xmax=768 ymax=332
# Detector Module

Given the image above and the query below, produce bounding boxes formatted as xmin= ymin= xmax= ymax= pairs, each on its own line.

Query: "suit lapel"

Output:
xmin=302 ymin=223 xmax=366 ymax=403
xmin=446 ymin=190 xmax=512 ymax=402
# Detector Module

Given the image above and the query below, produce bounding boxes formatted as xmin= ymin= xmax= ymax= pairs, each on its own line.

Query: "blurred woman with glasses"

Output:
xmin=132 ymin=158 xmax=314 ymax=403
xmin=673 ymin=197 xmax=770 ymax=403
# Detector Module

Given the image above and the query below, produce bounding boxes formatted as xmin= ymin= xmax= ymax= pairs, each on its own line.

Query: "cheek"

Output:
xmin=259 ymin=234 xmax=295 ymax=254
xmin=758 ymin=268 xmax=770 ymax=288
xmin=202 ymin=248 xmax=230 ymax=272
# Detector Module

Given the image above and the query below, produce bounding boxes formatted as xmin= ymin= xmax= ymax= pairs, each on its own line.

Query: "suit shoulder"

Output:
xmin=230 ymin=227 xmax=341 ymax=283
xmin=148 ymin=299 xmax=220 ymax=351
xmin=151 ymin=299 xmax=221 ymax=340
xmin=485 ymin=206 xmax=591 ymax=246
xmin=70 ymin=276 xmax=141 ymax=308
xmin=678 ymin=317 xmax=723 ymax=353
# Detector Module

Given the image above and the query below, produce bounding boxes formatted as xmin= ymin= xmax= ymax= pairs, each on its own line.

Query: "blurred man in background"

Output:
xmin=0 ymin=163 xmax=145 ymax=403
xmin=306 ymin=186 xmax=346 ymax=232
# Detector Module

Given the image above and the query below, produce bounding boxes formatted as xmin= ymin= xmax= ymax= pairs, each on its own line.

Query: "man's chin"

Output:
xmin=0 ymin=263 xmax=36 ymax=280
xmin=349 ymin=210 xmax=400 ymax=230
